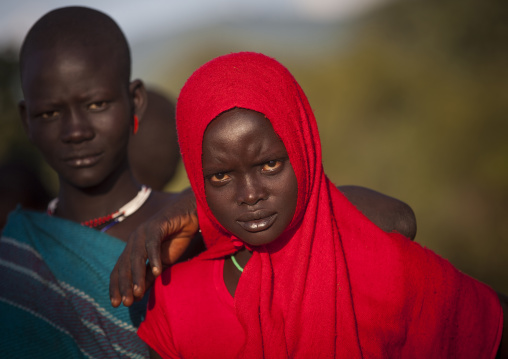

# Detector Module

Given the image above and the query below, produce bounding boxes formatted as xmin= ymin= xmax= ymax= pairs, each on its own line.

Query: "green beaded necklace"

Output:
xmin=231 ymin=254 xmax=244 ymax=273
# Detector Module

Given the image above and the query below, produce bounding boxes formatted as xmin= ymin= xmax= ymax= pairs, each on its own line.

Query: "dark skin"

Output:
xmin=18 ymin=25 xmax=181 ymax=243
xmin=109 ymin=110 xmax=415 ymax=307
xmin=9 ymin=8 xmax=197 ymax=359
xmin=203 ymin=109 xmax=298 ymax=247
xmin=161 ymin=108 xmax=508 ymax=359
xmin=108 ymin=92 xmax=419 ymax=307
xmin=128 ymin=89 xmax=180 ymax=191
xmin=201 ymin=109 xmax=298 ymax=297
xmin=110 ymin=95 xmax=417 ymax=305
xmin=110 ymin=184 xmax=417 ymax=307
xmin=110 ymin=184 xmax=417 ymax=305
xmin=13 ymin=7 xmax=200 ymax=357
xmin=200 ymin=109 xmax=421 ymax=294
xmin=340 ymin=185 xmax=417 ymax=240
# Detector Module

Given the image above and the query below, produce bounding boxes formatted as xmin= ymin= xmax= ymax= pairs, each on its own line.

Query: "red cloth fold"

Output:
xmin=175 ymin=52 xmax=502 ymax=358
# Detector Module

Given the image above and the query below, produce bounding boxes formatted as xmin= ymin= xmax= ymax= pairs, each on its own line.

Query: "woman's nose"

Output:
xmin=61 ymin=110 xmax=94 ymax=143
xmin=236 ymin=175 xmax=268 ymax=206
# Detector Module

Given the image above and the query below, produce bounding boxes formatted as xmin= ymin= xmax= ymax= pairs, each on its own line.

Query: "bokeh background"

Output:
xmin=1 ymin=0 xmax=507 ymax=293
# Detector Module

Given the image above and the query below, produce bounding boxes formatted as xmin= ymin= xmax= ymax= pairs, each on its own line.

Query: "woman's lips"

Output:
xmin=236 ymin=213 xmax=277 ymax=233
xmin=64 ymin=153 xmax=102 ymax=168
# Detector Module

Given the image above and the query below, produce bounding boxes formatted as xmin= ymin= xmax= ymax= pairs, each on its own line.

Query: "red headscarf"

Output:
xmin=176 ymin=52 xmax=502 ymax=358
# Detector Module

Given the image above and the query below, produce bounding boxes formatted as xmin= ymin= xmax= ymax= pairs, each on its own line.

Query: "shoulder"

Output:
xmin=149 ymin=190 xmax=179 ymax=203
xmin=339 ymin=185 xmax=417 ymax=240
xmin=141 ymin=190 xmax=182 ymax=219
xmin=342 ymin=232 xmax=502 ymax=357
xmin=107 ymin=190 xmax=179 ymax=241
xmin=142 ymin=190 xmax=180 ymax=215
xmin=3 ymin=207 xmax=48 ymax=227
xmin=1 ymin=208 xmax=87 ymax=245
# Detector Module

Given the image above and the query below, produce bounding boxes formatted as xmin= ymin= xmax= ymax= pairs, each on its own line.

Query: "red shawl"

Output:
xmin=176 ymin=52 xmax=502 ymax=358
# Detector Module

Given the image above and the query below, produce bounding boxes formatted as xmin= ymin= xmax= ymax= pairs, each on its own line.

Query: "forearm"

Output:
xmin=110 ymin=187 xmax=199 ymax=307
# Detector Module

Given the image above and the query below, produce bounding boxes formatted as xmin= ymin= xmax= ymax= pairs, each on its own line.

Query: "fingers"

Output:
xmin=109 ymin=261 xmax=122 ymax=308
xmin=145 ymin=224 xmax=164 ymax=277
xmin=109 ymin=227 xmax=147 ymax=307
xmin=117 ymin=265 xmax=135 ymax=306
xmin=122 ymin=226 xmax=149 ymax=305
xmin=109 ymin=187 xmax=200 ymax=308
xmin=130 ymin=238 xmax=149 ymax=299
xmin=109 ymin=249 xmax=135 ymax=307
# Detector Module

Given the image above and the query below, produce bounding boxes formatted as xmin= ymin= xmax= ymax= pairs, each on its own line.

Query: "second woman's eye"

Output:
xmin=261 ymin=160 xmax=283 ymax=173
xmin=210 ymin=172 xmax=231 ymax=184
xmin=40 ymin=110 xmax=60 ymax=120
xmin=88 ymin=101 xmax=107 ymax=111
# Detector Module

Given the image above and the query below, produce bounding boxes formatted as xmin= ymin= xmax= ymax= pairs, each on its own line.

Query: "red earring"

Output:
xmin=133 ymin=115 xmax=139 ymax=134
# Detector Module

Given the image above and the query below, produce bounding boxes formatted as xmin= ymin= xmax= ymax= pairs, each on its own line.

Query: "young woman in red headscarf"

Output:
xmin=138 ymin=52 xmax=505 ymax=359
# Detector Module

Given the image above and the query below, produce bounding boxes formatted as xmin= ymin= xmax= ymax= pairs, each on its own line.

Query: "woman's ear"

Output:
xmin=129 ymin=79 xmax=148 ymax=121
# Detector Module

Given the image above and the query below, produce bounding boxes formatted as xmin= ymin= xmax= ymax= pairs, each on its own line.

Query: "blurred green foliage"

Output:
xmin=1 ymin=0 xmax=506 ymax=292
xmin=160 ymin=0 xmax=508 ymax=292
xmin=312 ymin=0 xmax=508 ymax=293
xmin=299 ymin=0 xmax=508 ymax=293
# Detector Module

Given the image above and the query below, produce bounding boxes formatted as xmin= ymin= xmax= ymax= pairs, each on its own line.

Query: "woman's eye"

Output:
xmin=40 ymin=110 xmax=59 ymax=119
xmin=210 ymin=172 xmax=231 ymax=184
xmin=88 ymin=101 xmax=107 ymax=111
xmin=261 ymin=160 xmax=282 ymax=173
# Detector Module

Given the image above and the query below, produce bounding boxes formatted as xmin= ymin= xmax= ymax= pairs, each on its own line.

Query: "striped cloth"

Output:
xmin=0 ymin=207 xmax=148 ymax=358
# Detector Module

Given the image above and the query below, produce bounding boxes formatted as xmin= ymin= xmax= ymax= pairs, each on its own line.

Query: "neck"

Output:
xmin=55 ymin=170 xmax=141 ymax=224
xmin=234 ymin=247 xmax=253 ymax=269
xmin=224 ymin=247 xmax=253 ymax=298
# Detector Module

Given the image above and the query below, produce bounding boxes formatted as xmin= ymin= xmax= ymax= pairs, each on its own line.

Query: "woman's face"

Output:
xmin=20 ymin=46 xmax=135 ymax=190
xmin=202 ymin=108 xmax=298 ymax=247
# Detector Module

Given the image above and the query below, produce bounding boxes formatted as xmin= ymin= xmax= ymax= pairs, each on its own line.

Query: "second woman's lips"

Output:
xmin=64 ymin=153 xmax=102 ymax=168
xmin=236 ymin=212 xmax=277 ymax=233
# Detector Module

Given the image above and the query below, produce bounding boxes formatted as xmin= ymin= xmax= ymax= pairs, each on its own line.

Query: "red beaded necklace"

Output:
xmin=81 ymin=212 xmax=116 ymax=228
xmin=47 ymin=186 xmax=152 ymax=230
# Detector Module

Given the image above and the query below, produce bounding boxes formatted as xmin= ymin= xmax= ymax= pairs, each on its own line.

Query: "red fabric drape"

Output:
xmin=175 ymin=52 xmax=502 ymax=358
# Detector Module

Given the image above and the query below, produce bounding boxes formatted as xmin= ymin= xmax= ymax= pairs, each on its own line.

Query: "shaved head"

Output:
xmin=19 ymin=6 xmax=131 ymax=87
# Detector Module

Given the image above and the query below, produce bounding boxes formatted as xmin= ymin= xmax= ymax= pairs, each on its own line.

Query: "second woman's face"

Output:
xmin=202 ymin=108 xmax=298 ymax=247
xmin=20 ymin=46 xmax=134 ymax=190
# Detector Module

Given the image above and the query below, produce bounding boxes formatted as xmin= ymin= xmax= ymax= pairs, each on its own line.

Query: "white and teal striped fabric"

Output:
xmin=0 ymin=208 xmax=148 ymax=358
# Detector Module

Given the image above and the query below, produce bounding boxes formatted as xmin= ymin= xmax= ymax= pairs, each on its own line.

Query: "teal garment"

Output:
xmin=0 ymin=207 xmax=148 ymax=358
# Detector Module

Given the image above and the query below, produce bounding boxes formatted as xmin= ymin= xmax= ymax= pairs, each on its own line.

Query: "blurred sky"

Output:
xmin=0 ymin=0 xmax=389 ymax=49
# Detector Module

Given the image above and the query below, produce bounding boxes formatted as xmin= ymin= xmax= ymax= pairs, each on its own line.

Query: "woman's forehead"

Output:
xmin=203 ymin=108 xmax=285 ymax=144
